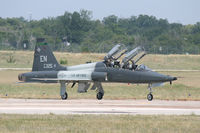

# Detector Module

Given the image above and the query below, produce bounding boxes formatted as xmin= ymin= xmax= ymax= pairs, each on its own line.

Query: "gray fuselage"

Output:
xmin=19 ymin=62 xmax=176 ymax=84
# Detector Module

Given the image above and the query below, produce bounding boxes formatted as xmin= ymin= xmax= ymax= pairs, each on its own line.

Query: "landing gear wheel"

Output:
xmin=61 ymin=92 xmax=68 ymax=100
xmin=97 ymin=92 xmax=104 ymax=100
xmin=147 ymin=93 xmax=153 ymax=101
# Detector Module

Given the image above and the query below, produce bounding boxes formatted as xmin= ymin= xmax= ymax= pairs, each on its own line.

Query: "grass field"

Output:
xmin=0 ymin=114 xmax=199 ymax=133
xmin=1 ymin=50 xmax=200 ymax=70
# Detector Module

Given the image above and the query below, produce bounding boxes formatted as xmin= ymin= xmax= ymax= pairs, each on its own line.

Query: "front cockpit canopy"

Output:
xmin=135 ymin=64 xmax=152 ymax=71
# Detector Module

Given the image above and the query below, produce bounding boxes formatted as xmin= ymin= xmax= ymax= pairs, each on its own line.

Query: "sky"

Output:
xmin=0 ymin=0 xmax=200 ymax=25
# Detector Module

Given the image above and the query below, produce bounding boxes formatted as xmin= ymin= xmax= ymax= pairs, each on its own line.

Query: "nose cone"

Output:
xmin=156 ymin=73 xmax=177 ymax=82
xmin=165 ymin=75 xmax=177 ymax=81
xmin=173 ymin=77 xmax=177 ymax=80
xmin=145 ymin=71 xmax=177 ymax=83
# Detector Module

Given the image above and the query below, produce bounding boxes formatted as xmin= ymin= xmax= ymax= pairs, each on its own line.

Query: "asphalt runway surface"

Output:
xmin=0 ymin=98 xmax=200 ymax=115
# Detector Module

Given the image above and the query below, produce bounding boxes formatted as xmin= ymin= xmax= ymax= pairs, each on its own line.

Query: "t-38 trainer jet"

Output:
xmin=18 ymin=38 xmax=177 ymax=101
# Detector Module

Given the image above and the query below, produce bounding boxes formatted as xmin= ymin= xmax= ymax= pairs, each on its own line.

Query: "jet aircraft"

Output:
xmin=18 ymin=38 xmax=177 ymax=101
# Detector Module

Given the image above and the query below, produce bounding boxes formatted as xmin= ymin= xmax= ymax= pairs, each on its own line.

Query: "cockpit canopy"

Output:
xmin=136 ymin=64 xmax=152 ymax=71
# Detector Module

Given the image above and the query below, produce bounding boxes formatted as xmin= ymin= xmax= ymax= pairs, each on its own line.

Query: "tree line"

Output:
xmin=0 ymin=10 xmax=200 ymax=54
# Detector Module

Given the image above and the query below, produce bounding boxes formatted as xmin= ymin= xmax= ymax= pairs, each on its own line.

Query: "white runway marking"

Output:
xmin=0 ymin=98 xmax=200 ymax=115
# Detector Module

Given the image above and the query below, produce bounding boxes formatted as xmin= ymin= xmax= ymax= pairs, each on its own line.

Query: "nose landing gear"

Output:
xmin=147 ymin=84 xmax=153 ymax=101
xmin=147 ymin=93 xmax=153 ymax=101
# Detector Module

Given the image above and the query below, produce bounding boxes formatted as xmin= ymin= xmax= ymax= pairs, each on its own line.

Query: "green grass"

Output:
xmin=0 ymin=114 xmax=199 ymax=133
xmin=1 ymin=50 xmax=200 ymax=70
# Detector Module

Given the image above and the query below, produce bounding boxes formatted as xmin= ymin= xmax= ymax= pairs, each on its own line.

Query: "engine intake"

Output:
xmin=92 ymin=72 xmax=107 ymax=81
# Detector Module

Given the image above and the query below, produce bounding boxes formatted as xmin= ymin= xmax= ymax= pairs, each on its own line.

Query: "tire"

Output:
xmin=147 ymin=93 xmax=153 ymax=101
xmin=96 ymin=92 xmax=103 ymax=100
xmin=61 ymin=92 xmax=68 ymax=100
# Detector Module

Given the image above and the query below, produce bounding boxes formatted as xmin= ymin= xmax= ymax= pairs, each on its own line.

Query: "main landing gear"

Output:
xmin=59 ymin=81 xmax=105 ymax=100
xmin=97 ymin=92 xmax=104 ymax=100
xmin=61 ymin=92 xmax=68 ymax=100
xmin=93 ymin=82 xmax=104 ymax=100
xmin=60 ymin=81 xmax=68 ymax=100
xmin=147 ymin=84 xmax=153 ymax=101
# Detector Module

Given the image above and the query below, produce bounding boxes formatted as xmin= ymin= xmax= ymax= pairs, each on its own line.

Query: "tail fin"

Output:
xmin=32 ymin=38 xmax=66 ymax=71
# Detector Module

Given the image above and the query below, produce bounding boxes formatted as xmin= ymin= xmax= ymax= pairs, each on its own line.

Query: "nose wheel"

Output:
xmin=147 ymin=93 xmax=153 ymax=101
xmin=147 ymin=84 xmax=153 ymax=101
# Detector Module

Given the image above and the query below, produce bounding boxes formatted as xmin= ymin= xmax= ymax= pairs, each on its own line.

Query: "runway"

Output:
xmin=0 ymin=98 xmax=200 ymax=115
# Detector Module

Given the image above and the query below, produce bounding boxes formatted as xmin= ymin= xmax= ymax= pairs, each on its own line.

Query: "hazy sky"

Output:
xmin=0 ymin=0 xmax=200 ymax=24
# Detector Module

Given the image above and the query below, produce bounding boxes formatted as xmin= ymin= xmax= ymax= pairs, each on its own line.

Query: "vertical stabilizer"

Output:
xmin=32 ymin=38 xmax=66 ymax=71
